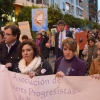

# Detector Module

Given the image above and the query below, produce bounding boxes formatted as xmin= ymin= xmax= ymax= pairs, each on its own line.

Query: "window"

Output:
xmin=62 ymin=2 xmax=65 ymax=11
xmin=70 ymin=6 xmax=74 ymax=14
xmin=76 ymin=0 xmax=79 ymax=5
xmin=36 ymin=0 xmax=42 ymax=4
xmin=66 ymin=3 xmax=70 ymax=13
xmin=94 ymin=0 xmax=96 ymax=4
xmin=76 ymin=8 xmax=82 ymax=16
xmin=71 ymin=0 xmax=73 ymax=3
xmin=51 ymin=0 xmax=54 ymax=4
xmin=31 ymin=0 xmax=34 ymax=3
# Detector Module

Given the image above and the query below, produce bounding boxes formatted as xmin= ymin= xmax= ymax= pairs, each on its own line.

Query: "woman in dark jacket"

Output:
xmin=54 ymin=38 xmax=86 ymax=77
xmin=6 ymin=40 xmax=53 ymax=77
xmin=35 ymin=31 xmax=49 ymax=59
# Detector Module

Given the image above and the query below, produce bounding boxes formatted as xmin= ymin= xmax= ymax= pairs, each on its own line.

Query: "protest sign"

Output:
xmin=51 ymin=28 xmax=57 ymax=34
xmin=75 ymin=32 xmax=87 ymax=50
xmin=0 ymin=65 xmax=100 ymax=100
xmin=32 ymin=8 xmax=48 ymax=31
xmin=18 ymin=21 xmax=32 ymax=39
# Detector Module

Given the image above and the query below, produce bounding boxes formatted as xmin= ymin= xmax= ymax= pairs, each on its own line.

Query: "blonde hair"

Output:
xmin=62 ymin=38 xmax=77 ymax=52
xmin=34 ymin=10 xmax=44 ymax=26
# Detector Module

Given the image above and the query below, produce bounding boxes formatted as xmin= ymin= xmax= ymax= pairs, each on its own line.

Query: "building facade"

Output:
xmin=45 ymin=0 xmax=84 ymax=19
xmin=80 ymin=0 xmax=89 ymax=20
xmin=88 ymin=0 xmax=98 ymax=22
xmin=98 ymin=11 xmax=100 ymax=25
xmin=80 ymin=0 xmax=98 ymax=22
xmin=14 ymin=0 xmax=84 ymax=19
xmin=13 ymin=0 xmax=98 ymax=22
xmin=49 ymin=0 xmax=84 ymax=19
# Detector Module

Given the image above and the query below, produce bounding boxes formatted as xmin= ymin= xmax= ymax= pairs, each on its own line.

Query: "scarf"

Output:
xmin=36 ymin=38 xmax=42 ymax=47
xmin=18 ymin=56 xmax=41 ymax=74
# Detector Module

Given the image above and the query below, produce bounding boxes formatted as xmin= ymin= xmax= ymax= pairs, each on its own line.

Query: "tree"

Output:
xmin=16 ymin=5 xmax=39 ymax=40
xmin=0 ymin=0 xmax=15 ymax=24
xmin=48 ymin=4 xmax=63 ymax=29
xmin=16 ymin=5 xmax=39 ymax=27
xmin=16 ymin=4 xmax=100 ymax=31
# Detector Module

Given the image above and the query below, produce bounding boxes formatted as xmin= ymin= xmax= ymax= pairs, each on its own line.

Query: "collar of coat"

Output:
xmin=18 ymin=56 xmax=41 ymax=74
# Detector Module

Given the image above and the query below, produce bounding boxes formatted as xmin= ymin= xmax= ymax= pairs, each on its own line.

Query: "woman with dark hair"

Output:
xmin=6 ymin=40 xmax=53 ymax=77
xmin=86 ymin=30 xmax=94 ymax=39
xmin=54 ymin=38 xmax=86 ymax=77
xmin=35 ymin=31 xmax=49 ymax=59
xmin=96 ymin=29 xmax=100 ymax=42
xmin=89 ymin=41 xmax=100 ymax=75
xmin=82 ymin=37 xmax=97 ymax=73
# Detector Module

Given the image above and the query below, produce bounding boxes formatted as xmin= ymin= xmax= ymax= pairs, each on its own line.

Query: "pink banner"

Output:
xmin=0 ymin=65 xmax=100 ymax=100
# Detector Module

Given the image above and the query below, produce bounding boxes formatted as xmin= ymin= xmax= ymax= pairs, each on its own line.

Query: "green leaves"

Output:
xmin=48 ymin=5 xmax=63 ymax=28
xmin=0 ymin=0 xmax=15 ymax=24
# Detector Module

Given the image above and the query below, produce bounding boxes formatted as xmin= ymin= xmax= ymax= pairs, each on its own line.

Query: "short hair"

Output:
xmin=57 ymin=20 xmax=66 ymax=26
xmin=4 ymin=25 xmax=21 ymax=40
xmin=22 ymin=35 xmax=28 ymax=40
xmin=17 ymin=40 xmax=40 ymax=59
xmin=86 ymin=30 xmax=93 ymax=39
xmin=0 ymin=30 xmax=4 ymax=38
xmin=88 ymin=37 xmax=96 ymax=44
xmin=62 ymin=38 xmax=77 ymax=52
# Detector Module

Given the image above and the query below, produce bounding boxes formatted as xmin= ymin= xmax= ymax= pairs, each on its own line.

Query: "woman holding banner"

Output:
xmin=89 ymin=41 xmax=100 ymax=75
xmin=54 ymin=38 xmax=86 ymax=77
xmin=6 ymin=40 xmax=53 ymax=78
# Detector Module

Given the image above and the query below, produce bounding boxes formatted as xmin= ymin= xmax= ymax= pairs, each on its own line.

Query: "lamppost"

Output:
xmin=12 ymin=9 xmax=15 ymax=22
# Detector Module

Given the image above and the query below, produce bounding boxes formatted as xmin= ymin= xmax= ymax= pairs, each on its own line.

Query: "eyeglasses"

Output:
xmin=4 ymin=33 xmax=13 ymax=36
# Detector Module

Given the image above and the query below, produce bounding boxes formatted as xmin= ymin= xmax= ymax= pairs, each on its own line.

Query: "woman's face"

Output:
xmin=37 ymin=34 xmax=42 ymax=39
xmin=88 ymin=40 xmax=95 ymax=47
xmin=63 ymin=45 xmax=75 ymax=60
xmin=97 ymin=42 xmax=100 ymax=58
xmin=22 ymin=44 xmax=34 ymax=63
xmin=88 ymin=32 xmax=92 ymax=38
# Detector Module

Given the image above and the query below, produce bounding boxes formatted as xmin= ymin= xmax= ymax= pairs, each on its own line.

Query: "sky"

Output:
xmin=98 ymin=0 xmax=100 ymax=11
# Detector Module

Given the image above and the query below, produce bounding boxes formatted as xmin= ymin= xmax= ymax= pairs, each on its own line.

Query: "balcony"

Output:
xmin=89 ymin=7 xmax=97 ymax=15
xmin=89 ymin=0 xmax=98 ymax=9
xmin=14 ymin=0 xmax=34 ymax=6
xmin=79 ymin=0 xmax=83 ymax=2
xmin=89 ymin=15 xmax=97 ymax=22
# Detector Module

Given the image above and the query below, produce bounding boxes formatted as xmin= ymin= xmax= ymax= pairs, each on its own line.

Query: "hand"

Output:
xmin=5 ymin=63 xmax=12 ymax=68
xmin=55 ymin=71 xmax=65 ymax=78
xmin=28 ymin=71 xmax=35 ymax=78
xmin=91 ymin=74 xmax=100 ymax=80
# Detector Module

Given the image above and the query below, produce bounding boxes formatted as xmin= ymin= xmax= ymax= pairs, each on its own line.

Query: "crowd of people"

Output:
xmin=0 ymin=20 xmax=100 ymax=79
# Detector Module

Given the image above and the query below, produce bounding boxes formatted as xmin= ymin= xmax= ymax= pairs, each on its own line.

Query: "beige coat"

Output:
xmin=89 ymin=58 xmax=100 ymax=75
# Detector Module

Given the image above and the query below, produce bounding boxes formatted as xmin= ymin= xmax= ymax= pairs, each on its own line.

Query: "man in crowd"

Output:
xmin=0 ymin=25 xmax=21 ymax=71
xmin=0 ymin=30 xmax=4 ymax=44
xmin=0 ymin=30 xmax=4 ymax=60
xmin=55 ymin=20 xmax=73 ymax=58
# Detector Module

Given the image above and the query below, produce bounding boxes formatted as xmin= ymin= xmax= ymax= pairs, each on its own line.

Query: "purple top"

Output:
xmin=57 ymin=57 xmax=72 ymax=76
xmin=54 ymin=56 xmax=86 ymax=76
